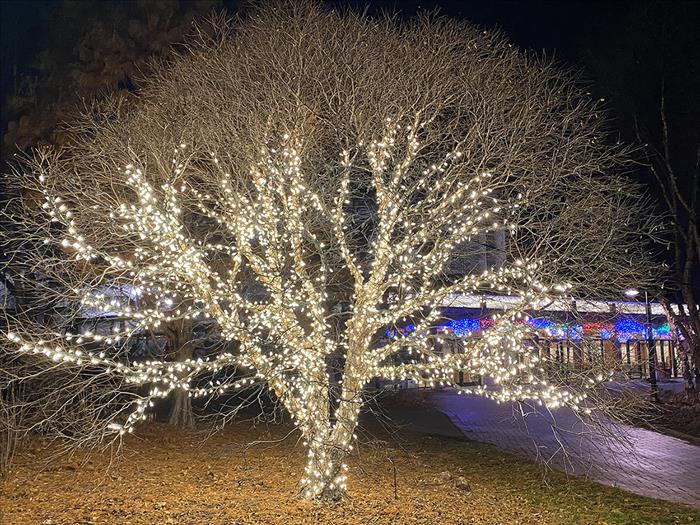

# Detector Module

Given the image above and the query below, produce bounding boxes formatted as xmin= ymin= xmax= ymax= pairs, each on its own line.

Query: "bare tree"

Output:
xmin=1 ymin=0 xmax=227 ymax=429
xmin=581 ymin=1 xmax=700 ymax=385
xmin=2 ymin=2 xmax=660 ymax=501
xmin=644 ymin=74 xmax=700 ymax=382
xmin=2 ymin=0 xmax=222 ymax=154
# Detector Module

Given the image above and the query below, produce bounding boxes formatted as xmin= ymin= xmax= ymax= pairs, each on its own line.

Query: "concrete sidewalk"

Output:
xmin=385 ymin=390 xmax=700 ymax=508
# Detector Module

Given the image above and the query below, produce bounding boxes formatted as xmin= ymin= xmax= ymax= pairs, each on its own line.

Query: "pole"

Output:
xmin=645 ymin=291 xmax=659 ymax=402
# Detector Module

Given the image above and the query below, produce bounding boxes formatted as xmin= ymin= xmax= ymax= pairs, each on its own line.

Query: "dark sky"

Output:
xmin=327 ymin=0 xmax=630 ymax=63
xmin=1 ymin=1 xmax=54 ymax=99
xmin=1 ymin=0 xmax=697 ymax=161
xmin=1 ymin=0 xmax=632 ymax=94
xmin=2 ymin=0 xmax=696 ymax=183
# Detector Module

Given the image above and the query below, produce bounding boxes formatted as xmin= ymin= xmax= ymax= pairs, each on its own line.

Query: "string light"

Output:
xmin=7 ymin=126 xmax=623 ymax=501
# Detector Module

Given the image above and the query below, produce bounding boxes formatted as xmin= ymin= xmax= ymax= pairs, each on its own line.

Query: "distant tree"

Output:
xmin=4 ymin=2 xmax=660 ymax=501
xmin=2 ymin=0 xmax=223 ymax=427
xmin=2 ymin=0 xmax=221 ymax=153
xmin=582 ymin=1 xmax=700 ymax=377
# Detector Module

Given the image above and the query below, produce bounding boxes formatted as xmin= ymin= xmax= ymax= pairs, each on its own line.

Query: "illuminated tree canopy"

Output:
xmin=3 ymin=1 xmax=659 ymax=501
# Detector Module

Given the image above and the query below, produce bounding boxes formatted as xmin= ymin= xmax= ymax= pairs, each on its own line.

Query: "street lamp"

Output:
xmin=625 ymin=288 xmax=659 ymax=402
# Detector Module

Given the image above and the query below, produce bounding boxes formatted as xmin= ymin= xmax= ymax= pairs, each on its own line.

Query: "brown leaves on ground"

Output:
xmin=655 ymin=392 xmax=700 ymax=438
xmin=1 ymin=422 xmax=698 ymax=525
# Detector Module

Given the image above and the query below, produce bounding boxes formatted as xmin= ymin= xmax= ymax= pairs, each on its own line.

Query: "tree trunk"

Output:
xmin=300 ymin=438 xmax=349 ymax=501
xmin=168 ymin=388 xmax=194 ymax=428
xmin=661 ymin=297 xmax=699 ymax=403
xmin=165 ymin=319 xmax=195 ymax=427
xmin=298 ymin=361 xmax=364 ymax=501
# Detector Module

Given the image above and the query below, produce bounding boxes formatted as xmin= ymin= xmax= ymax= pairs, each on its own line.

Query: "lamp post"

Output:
xmin=625 ymin=288 xmax=659 ymax=402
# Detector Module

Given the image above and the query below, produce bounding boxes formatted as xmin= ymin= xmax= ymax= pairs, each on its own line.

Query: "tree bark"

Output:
xmin=300 ymin=438 xmax=348 ymax=501
xmin=298 ymin=357 xmax=366 ymax=501
xmin=165 ymin=319 xmax=195 ymax=427
xmin=168 ymin=388 xmax=194 ymax=428
xmin=297 ymin=364 xmax=362 ymax=501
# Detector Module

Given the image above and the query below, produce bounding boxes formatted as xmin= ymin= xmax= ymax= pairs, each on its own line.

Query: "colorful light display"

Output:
xmin=433 ymin=316 xmax=677 ymax=342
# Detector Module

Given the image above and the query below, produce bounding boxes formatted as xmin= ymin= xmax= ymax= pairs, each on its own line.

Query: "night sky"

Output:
xmin=0 ymin=0 xmax=649 ymax=95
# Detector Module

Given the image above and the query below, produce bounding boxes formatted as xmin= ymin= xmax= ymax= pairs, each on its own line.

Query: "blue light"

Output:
xmin=615 ymin=318 xmax=645 ymax=342
xmin=653 ymin=323 xmax=671 ymax=338
xmin=615 ymin=318 xmax=645 ymax=333
xmin=385 ymin=323 xmax=416 ymax=339
xmin=600 ymin=327 xmax=614 ymax=340
xmin=567 ymin=324 xmax=583 ymax=341
xmin=443 ymin=318 xmax=480 ymax=337
xmin=385 ymin=316 xmax=672 ymax=342
xmin=529 ymin=318 xmax=554 ymax=330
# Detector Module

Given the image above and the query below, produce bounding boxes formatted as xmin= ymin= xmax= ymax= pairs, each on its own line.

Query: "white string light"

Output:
xmin=6 ymin=129 xmax=614 ymax=500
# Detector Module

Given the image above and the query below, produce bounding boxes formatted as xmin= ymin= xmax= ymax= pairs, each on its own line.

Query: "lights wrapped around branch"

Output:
xmin=7 ymin=131 xmax=615 ymax=500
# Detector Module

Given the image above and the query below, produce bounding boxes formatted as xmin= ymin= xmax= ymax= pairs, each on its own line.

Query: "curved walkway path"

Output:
xmin=387 ymin=390 xmax=700 ymax=508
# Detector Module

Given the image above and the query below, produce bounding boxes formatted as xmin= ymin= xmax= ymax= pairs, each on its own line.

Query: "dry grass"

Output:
xmin=1 ymin=422 xmax=698 ymax=525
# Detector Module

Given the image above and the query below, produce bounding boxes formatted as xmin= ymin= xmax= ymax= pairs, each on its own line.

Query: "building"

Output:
xmin=381 ymin=293 xmax=684 ymax=388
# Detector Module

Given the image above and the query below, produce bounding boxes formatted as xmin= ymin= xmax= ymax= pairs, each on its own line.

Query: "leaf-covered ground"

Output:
xmin=654 ymin=392 xmax=700 ymax=438
xmin=1 ymin=422 xmax=698 ymax=525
